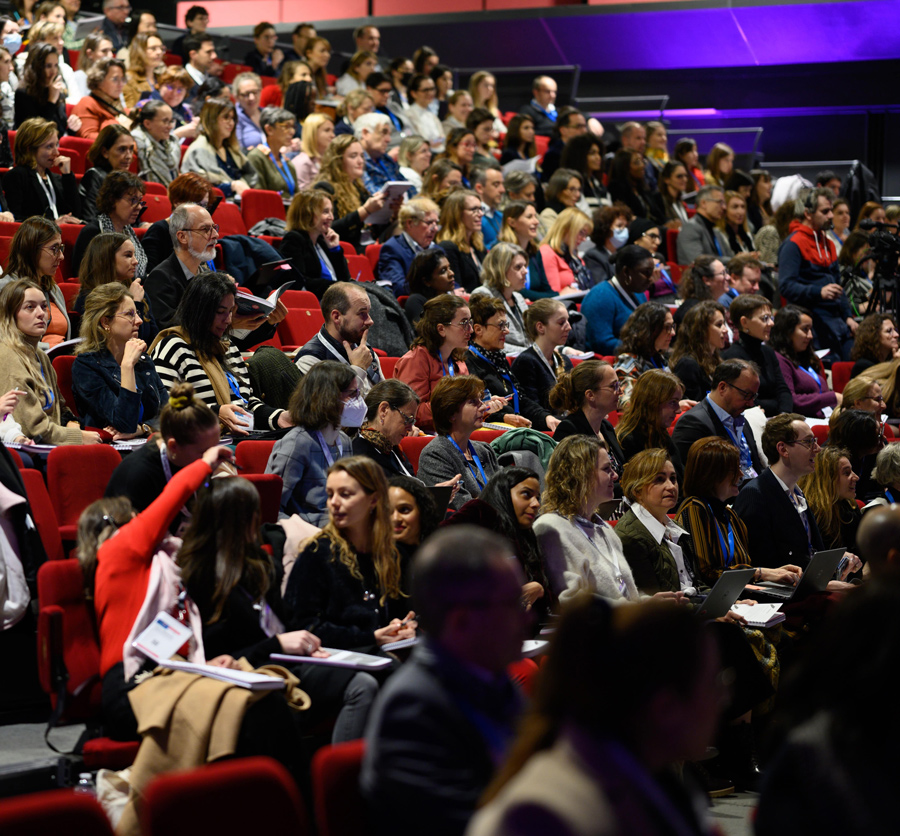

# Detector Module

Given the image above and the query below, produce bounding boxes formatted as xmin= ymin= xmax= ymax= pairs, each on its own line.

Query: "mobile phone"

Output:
xmin=135 ymin=204 xmax=148 ymax=225
xmin=208 ymin=196 xmax=222 ymax=216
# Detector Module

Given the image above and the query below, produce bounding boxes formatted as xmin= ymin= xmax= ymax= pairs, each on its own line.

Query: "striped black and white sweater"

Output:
xmin=151 ymin=334 xmax=282 ymax=430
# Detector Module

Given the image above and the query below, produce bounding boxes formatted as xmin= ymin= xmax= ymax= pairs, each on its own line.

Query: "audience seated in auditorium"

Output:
xmin=669 ymin=301 xmax=728 ymax=402
xmin=466 ymin=108 xmax=496 ymax=167
xmin=72 ymin=282 xmax=167 ymax=435
xmin=539 ymin=206 xmax=593 ymax=297
xmin=0 ymin=217 xmax=71 ymax=346
xmin=798 ymin=445 xmax=862 ymax=553
xmin=718 ymin=190 xmax=756 ymax=256
xmin=672 ymin=358 xmax=764 ymax=481
xmin=3 ymin=116 xmax=82 ymax=222
xmin=336 ymin=49 xmax=377 ymax=97
xmin=497 ymin=201 xmax=553 ymax=299
xmin=722 ymin=294 xmax=792 ymax=416
xmin=377 ymin=197 xmax=440 ymax=297
xmin=366 ymin=72 xmax=413 ymax=148
xmin=246 ymin=106 xmax=298 ymax=194
xmin=441 ymin=127 xmax=475 ymax=187
xmin=583 ymin=202 xmax=632 ymax=284
xmin=244 ymin=22 xmax=286 ymax=79
xmin=356 ymin=112 xmax=407 ymax=197
xmin=442 ymin=89 xmax=473 ymax=134
xmin=395 ymin=135 xmax=432 ymax=192
xmin=849 ymin=313 xmax=898 ymax=379
xmin=472 ymin=164 xmax=505 ymax=249
xmin=151 ymin=271 xmax=292 ymax=436
xmin=182 ymin=33 xmax=218 ymax=102
xmin=294 ymin=282 xmax=384 ymax=395
xmin=607 ymin=147 xmax=657 ymax=222
xmin=779 ymin=187 xmax=855 ymax=362
xmin=617 ymin=370 xmax=685 ymax=479
xmin=770 ymin=304 xmax=838 ymax=419
xmin=0 ymin=278 xmax=98 ymax=443
xmin=74 ymin=232 xmax=158 ymax=343
xmin=151 ymin=65 xmax=199 ymax=140
xmin=14 ymin=43 xmax=71 ymax=134
xmin=231 ymin=71 xmax=265 ymax=151
xmin=181 ymin=96 xmax=259 ymax=198
xmin=72 ymin=170 xmax=148 ymax=277
xmin=420 ymin=158 xmax=463 ymax=206
xmin=560 ymin=131 xmax=608 ymax=209
xmin=718 ymin=253 xmax=763 ymax=308
xmin=582 ymin=244 xmax=654 ymax=354
xmin=499 ymin=114 xmax=536 ymax=166
xmin=436 ymin=189 xmax=487 ymax=293
xmin=130 ymin=100 xmax=182 ymax=187
xmin=405 ymin=73 xmax=445 ymax=153
xmin=464 ymin=294 xmax=547 ymax=429
xmin=827 ymin=408 xmax=884 ymax=502
xmin=333 ymin=89 xmax=374 ymax=137
xmin=673 ymin=137 xmax=704 ymax=193
xmin=362 ymin=526 xmax=525 ymax=836
xmin=538 ymin=168 xmax=582 ymax=232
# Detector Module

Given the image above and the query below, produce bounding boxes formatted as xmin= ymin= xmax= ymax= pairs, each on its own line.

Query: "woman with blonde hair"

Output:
xmin=616 ymin=369 xmax=685 ymax=479
xmin=397 ymin=135 xmax=432 ymax=192
xmin=669 ymin=300 xmax=729 ymax=402
xmin=468 ymin=70 xmax=506 ymax=141
xmin=122 ymin=31 xmax=164 ymax=108
xmin=0 ymin=279 xmax=100 ymax=444
xmin=284 ymin=455 xmax=417 ymax=649
xmin=799 ymin=445 xmax=861 ymax=551
xmin=316 ymin=133 xmax=393 ymax=250
xmin=292 ymin=112 xmax=334 ymax=189
xmin=180 ymin=96 xmax=259 ymax=197
xmin=72 ymin=281 xmax=167 ymax=435
xmin=333 ymin=88 xmax=374 ymax=136
xmin=420 ymin=157 xmax=463 ymax=205
xmin=704 ymin=142 xmax=734 ymax=188
xmin=436 ymin=188 xmax=486 ymax=293
xmin=539 ymin=206 xmax=594 ymax=295
xmin=470 ymin=241 xmax=530 ymax=353
xmin=335 ymin=49 xmax=377 ymax=96
xmin=281 ymin=188 xmax=350 ymax=296
xmin=829 ymin=375 xmax=884 ymax=425
xmin=858 ymin=359 xmax=900 ymax=419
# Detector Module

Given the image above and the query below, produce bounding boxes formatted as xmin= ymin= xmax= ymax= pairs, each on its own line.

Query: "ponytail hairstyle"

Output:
xmin=159 ymin=380 xmax=219 ymax=447
xmin=548 ymin=359 xmax=612 ymax=414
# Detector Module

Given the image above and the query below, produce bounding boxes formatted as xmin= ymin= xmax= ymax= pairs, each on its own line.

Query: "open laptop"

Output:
xmin=694 ymin=568 xmax=756 ymax=620
xmin=746 ymin=547 xmax=845 ymax=603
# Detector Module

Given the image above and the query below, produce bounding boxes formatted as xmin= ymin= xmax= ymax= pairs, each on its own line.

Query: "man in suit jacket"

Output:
xmin=361 ymin=527 xmax=527 ymax=836
xmin=376 ymin=197 xmax=440 ymax=297
xmin=518 ymin=75 xmax=559 ymax=136
xmin=676 ymin=184 xmax=734 ymax=265
xmin=734 ymin=412 xmax=824 ymax=569
xmin=672 ymin=358 xmax=764 ymax=480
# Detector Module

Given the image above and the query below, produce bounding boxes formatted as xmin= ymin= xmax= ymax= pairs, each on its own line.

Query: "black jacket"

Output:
xmin=437 ymin=240 xmax=485 ymax=294
xmin=510 ymin=345 xmax=572 ymax=412
xmin=722 ymin=333 xmax=793 ymax=417
xmin=78 ymin=167 xmax=108 ymax=223
xmin=554 ymin=409 xmax=625 ymax=478
xmin=2 ymin=165 xmax=81 ymax=222
xmin=141 ymin=218 xmax=174 ymax=272
xmin=671 ymin=355 xmax=712 ymax=403
xmin=13 ymin=88 xmax=66 ymax=133
xmin=279 ymin=228 xmax=351 ymax=298
xmin=733 ymin=468 xmax=823 ymax=569
xmin=351 ymin=434 xmax=415 ymax=479
xmin=672 ymin=398 xmax=764 ymax=479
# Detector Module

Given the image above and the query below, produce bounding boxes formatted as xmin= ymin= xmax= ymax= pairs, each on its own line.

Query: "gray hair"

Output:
xmin=397 ymin=135 xmax=428 ymax=168
xmin=504 ymin=170 xmax=537 ymax=194
xmin=169 ymin=202 xmax=201 ymax=249
xmin=398 ymin=196 xmax=439 ymax=226
xmin=471 ymin=162 xmax=502 ymax=189
xmin=353 ymin=111 xmax=392 ymax=139
xmin=873 ymin=443 xmax=900 ymax=489
xmin=260 ymin=106 xmax=296 ymax=131
xmin=697 ymin=184 xmax=724 ymax=204
xmin=231 ymin=72 xmax=261 ymax=93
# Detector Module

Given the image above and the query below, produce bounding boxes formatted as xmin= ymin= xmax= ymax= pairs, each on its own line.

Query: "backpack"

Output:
xmin=490 ymin=427 xmax=558 ymax=471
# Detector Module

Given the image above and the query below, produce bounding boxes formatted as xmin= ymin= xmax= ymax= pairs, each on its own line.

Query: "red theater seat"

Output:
xmin=312 ymin=740 xmax=369 ymax=836
xmin=47 ymin=445 xmax=122 ymax=542
xmin=0 ymin=789 xmax=114 ymax=836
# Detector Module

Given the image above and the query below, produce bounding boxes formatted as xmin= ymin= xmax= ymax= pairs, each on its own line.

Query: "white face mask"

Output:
xmin=612 ymin=227 xmax=629 ymax=249
xmin=341 ymin=394 xmax=367 ymax=428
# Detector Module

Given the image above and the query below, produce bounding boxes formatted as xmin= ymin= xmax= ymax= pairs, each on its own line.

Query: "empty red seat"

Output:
xmin=0 ymin=788 xmax=114 ymax=836
xmin=213 ymin=200 xmax=248 ymax=236
xmin=398 ymin=435 xmax=431 ymax=473
xmin=277 ymin=308 xmax=324 ymax=346
xmin=47 ymin=445 xmax=122 ymax=542
xmin=338 ymin=240 xmax=357 ymax=256
xmin=281 ymin=289 xmax=321 ymax=309
xmin=140 ymin=193 xmax=172 ymax=224
xmin=142 ymin=757 xmax=310 ymax=836
xmin=220 ymin=63 xmax=253 ymax=84
xmin=20 ymin=467 xmax=64 ymax=562
xmin=242 ymin=472 xmax=283 ymax=523
xmin=365 ymin=242 xmax=381 ymax=272
xmin=51 ymin=354 xmax=78 ymax=418
xmin=235 ymin=439 xmax=276 ymax=474
xmin=831 ymin=361 xmax=853 ymax=394
xmin=346 ymin=254 xmax=375 ymax=282
xmin=312 ymin=740 xmax=369 ymax=836
xmin=241 ymin=188 xmax=286 ymax=229
xmin=144 ymin=180 xmax=167 ymax=195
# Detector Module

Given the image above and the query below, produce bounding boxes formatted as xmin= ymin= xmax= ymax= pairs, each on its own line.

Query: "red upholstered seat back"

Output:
xmin=0 ymin=788 xmax=114 ymax=835
xmin=312 ymin=740 xmax=369 ymax=836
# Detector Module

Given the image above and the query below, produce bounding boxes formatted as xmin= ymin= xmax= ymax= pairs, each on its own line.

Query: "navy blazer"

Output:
xmin=377 ymin=234 xmax=419 ymax=297
xmin=671 ymin=398 xmax=764 ymax=478
xmin=733 ymin=468 xmax=823 ymax=569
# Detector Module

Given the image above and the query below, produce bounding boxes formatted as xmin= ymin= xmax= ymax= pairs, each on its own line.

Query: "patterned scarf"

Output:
xmin=99 ymin=213 xmax=149 ymax=278
xmin=359 ymin=426 xmax=395 ymax=454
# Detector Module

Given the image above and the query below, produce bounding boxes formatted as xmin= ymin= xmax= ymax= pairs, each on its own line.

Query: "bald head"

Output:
xmin=857 ymin=505 xmax=900 ymax=577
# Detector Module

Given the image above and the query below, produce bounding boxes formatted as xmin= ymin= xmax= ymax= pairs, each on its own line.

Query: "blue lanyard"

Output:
xmin=447 ymin=435 xmax=487 ymax=487
xmin=38 ymin=364 xmax=55 ymax=412
xmin=721 ymin=418 xmax=751 ymax=470
xmin=530 ymin=100 xmax=556 ymax=121
xmin=468 ymin=346 xmax=519 ymax=414
xmin=658 ymin=264 xmax=676 ymax=294
xmin=439 ymin=351 xmax=456 ymax=377
xmin=886 ymin=488 xmax=895 ymax=503
xmin=706 ymin=503 xmax=735 ymax=566
xmin=268 ymin=152 xmax=295 ymax=196
xmin=224 ymin=370 xmax=247 ymax=405
xmin=315 ymin=430 xmax=343 ymax=467
xmin=802 ymin=365 xmax=822 ymax=389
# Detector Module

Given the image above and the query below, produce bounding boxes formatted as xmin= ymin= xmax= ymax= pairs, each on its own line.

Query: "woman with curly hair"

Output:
xmin=180 ymin=96 xmax=259 ymax=197
xmin=122 ymin=31 xmax=165 ymax=108
xmin=316 ymin=133 xmax=394 ymax=251
xmin=770 ymin=304 xmax=838 ymax=418
xmin=798 ymin=445 xmax=861 ymax=552
xmin=850 ymin=312 xmax=899 ymax=379
xmin=613 ymin=301 xmax=675 ymax=404
xmin=615 ymin=369 xmax=685 ymax=480
xmin=284 ymin=455 xmax=417 ymax=650
xmin=673 ymin=254 xmax=727 ymax=326
xmin=560 ymin=133 xmax=608 ymax=209
xmin=669 ymin=300 xmax=729 ymax=402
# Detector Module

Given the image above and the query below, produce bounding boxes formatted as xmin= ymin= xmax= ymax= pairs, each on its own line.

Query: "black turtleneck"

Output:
xmin=722 ymin=332 xmax=793 ymax=416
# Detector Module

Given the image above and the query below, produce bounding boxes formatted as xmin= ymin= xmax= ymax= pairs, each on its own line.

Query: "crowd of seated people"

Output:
xmin=2 ymin=14 xmax=900 ymax=836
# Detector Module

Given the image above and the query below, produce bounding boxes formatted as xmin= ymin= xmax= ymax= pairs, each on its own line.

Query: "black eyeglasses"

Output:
xmin=390 ymin=404 xmax=416 ymax=426
xmin=785 ymin=437 xmax=819 ymax=450
xmin=725 ymin=381 xmax=759 ymax=401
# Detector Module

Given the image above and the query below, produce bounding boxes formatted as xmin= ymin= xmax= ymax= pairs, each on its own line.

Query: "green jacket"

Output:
xmin=613 ymin=507 xmax=680 ymax=595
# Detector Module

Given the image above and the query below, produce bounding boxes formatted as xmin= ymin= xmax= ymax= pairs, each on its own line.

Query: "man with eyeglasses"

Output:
xmin=673 ymin=358 xmax=764 ymax=483
xmin=734 ymin=412 xmax=825 ymax=570
xmin=366 ymin=72 xmax=412 ymax=147
xmin=539 ymin=107 xmax=589 ymax=184
xmin=101 ymin=0 xmax=129 ymax=52
xmin=472 ymin=163 xmax=505 ymax=249
xmin=676 ymin=184 xmax=734 ymax=265
xmin=377 ymin=197 xmax=440 ymax=297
